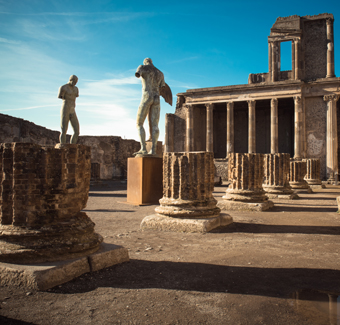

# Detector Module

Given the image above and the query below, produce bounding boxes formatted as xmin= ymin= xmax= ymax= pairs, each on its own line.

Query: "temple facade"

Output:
xmin=165 ymin=13 xmax=340 ymax=181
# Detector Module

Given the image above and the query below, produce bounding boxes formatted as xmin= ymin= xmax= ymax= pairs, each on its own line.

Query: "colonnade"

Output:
xmin=183 ymin=94 xmax=339 ymax=181
xmin=185 ymin=97 xmax=305 ymax=158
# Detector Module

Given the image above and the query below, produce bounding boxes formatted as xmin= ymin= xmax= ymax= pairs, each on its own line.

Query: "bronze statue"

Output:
xmin=134 ymin=58 xmax=172 ymax=156
xmin=58 ymin=75 xmax=80 ymax=144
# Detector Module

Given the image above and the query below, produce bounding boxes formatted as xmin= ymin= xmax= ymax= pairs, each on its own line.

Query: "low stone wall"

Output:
xmin=0 ymin=113 xmax=140 ymax=179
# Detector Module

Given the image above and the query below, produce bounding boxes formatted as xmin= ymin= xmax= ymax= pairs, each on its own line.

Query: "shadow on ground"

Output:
xmin=213 ymin=222 xmax=340 ymax=235
xmin=50 ymin=259 xmax=340 ymax=300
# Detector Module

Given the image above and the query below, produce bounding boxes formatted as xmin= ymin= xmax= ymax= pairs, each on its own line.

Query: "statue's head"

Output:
xmin=143 ymin=58 xmax=153 ymax=66
xmin=69 ymin=75 xmax=78 ymax=86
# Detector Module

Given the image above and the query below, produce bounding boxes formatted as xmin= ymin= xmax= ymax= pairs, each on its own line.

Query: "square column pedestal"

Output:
xmin=127 ymin=156 xmax=163 ymax=205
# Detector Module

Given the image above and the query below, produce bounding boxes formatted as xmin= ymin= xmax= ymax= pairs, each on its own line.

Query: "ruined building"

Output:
xmin=165 ymin=13 xmax=340 ymax=181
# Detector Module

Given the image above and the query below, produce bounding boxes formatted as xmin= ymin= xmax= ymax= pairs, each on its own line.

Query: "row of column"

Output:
xmin=186 ymin=97 xmax=303 ymax=157
xmin=183 ymin=94 xmax=339 ymax=180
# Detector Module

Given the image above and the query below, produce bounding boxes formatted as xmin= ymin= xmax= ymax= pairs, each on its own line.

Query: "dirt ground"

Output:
xmin=1 ymin=181 xmax=340 ymax=325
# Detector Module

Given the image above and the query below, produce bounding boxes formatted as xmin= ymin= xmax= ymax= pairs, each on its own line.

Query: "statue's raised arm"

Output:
xmin=134 ymin=58 xmax=172 ymax=157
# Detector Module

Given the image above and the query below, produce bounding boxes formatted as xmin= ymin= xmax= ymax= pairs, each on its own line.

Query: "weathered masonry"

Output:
xmin=166 ymin=14 xmax=340 ymax=181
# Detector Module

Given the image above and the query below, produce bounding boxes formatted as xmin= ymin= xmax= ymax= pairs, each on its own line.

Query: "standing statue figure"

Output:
xmin=58 ymin=75 xmax=80 ymax=144
xmin=134 ymin=58 xmax=172 ymax=156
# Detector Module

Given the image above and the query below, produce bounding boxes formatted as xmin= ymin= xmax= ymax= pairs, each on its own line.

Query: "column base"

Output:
xmin=0 ymin=212 xmax=103 ymax=264
xmin=266 ymin=193 xmax=299 ymax=200
xmin=289 ymin=181 xmax=313 ymax=193
xmin=140 ymin=213 xmax=233 ymax=233
xmin=0 ymin=243 xmax=129 ymax=290
xmin=217 ymin=200 xmax=274 ymax=211
xmin=223 ymin=188 xmax=268 ymax=202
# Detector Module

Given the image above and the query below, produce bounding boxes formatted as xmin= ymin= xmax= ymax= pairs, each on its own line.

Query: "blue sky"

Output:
xmin=1 ymin=0 xmax=339 ymax=141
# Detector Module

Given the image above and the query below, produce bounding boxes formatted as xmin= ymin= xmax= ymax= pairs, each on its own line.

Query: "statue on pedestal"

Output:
xmin=58 ymin=75 xmax=80 ymax=144
xmin=134 ymin=58 xmax=172 ymax=156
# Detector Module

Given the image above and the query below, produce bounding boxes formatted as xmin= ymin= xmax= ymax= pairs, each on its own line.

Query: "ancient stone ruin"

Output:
xmin=303 ymin=158 xmax=324 ymax=188
xmin=0 ymin=143 xmax=102 ymax=263
xmin=217 ymin=153 xmax=274 ymax=211
xmin=0 ymin=142 xmax=129 ymax=290
xmin=141 ymin=151 xmax=232 ymax=232
xmin=263 ymin=153 xmax=298 ymax=199
xmin=165 ymin=14 xmax=339 ymax=183
xmin=289 ymin=160 xmax=313 ymax=193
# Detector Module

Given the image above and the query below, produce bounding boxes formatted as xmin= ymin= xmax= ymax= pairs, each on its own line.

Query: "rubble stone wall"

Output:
xmin=0 ymin=113 xmax=140 ymax=179
xmin=305 ymin=97 xmax=327 ymax=180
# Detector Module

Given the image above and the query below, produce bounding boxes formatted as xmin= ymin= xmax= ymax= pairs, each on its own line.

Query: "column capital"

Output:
xmin=226 ymin=101 xmax=234 ymax=109
xmin=271 ymin=98 xmax=278 ymax=106
xmin=323 ymin=94 xmax=339 ymax=102
xmin=326 ymin=17 xmax=334 ymax=26
xmin=247 ymin=100 xmax=256 ymax=106
xmin=294 ymin=96 xmax=302 ymax=104
xmin=205 ymin=103 xmax=214 ymax=110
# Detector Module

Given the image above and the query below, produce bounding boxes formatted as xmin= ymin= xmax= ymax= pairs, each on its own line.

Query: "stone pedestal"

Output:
xmin=217 ymin=153 xmax=274 ymax=211
xmin=289 ymin=160 xmax=313 ymax=193
xmin=0 ymin=143 xmax=129 ymax=278
xmin=141 ymin=152 xmax=232 ymax=232
xmin=263 ymin=153 xmax=298 ymax=199
xmin=127 ymin=156 xmax=163 ymax=205
xmin=303 ymin=158 xmax=325 ymax=189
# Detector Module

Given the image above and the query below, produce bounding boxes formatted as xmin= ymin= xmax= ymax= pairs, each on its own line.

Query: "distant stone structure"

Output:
xmin=0 ymin=113 xmax=140 ymax=179
xmin=289 ymin=160 xmax=313 ymax=193
xmin=166 ymin=14 xmax=340 ymax=182
xmin=217 ymin=153 xmax=274 ymax=211
xmin=303 ymin=158 xmax=324 ymax=188
xmin=263 ymin=153 xmax=298 ymax=199
xmin=141 ymin=152 xmax=232 ymax=232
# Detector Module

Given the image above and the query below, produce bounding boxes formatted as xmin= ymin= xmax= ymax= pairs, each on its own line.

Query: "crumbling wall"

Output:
xmin=78 ymin=136 xmax=140 ymax=179
xmin=304 ymin=19 xmax=328 ymax=80
xmin=0 ymin=113 xmax=140 ymax=179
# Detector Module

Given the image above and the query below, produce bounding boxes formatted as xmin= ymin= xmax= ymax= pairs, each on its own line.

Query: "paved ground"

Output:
xmin=1 ymin=181 xmax=340 ymax=324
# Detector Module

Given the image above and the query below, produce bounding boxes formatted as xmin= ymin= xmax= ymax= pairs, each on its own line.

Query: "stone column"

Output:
xmin=294 ymin=96 xmax=304 ymax=160
xmin=289 ymin=160 xmax=312 ymax=193
xmin=248 ymin=100 xmax=256 ymax=153
xmin=291 ymin=40 xmax=296 ymax=80
xmin=326 ymin=18 xmax=335 ymax=78
xmin=217 ymin=153 xmax=274 ymax=211
xmin=271 ymin=98 xmax=278 ymax=153
xmin=226 ymin=102 xmax=234 ymax=155
xmin=268 ymin=42 xmax=273 ymax=82
xmin=324 ymin=94 xmax=339 ymax=183
xmin=263 ymin=153 xmax=298 ymax=199
xmin=272 ymin=42 xmax=279 ymax=82
xmin=164 ymin=113 xmax=175 ymax=153
xmin=141 ymin=152 xmax=232 ymax=232
xmin=186 ymin=104 xmax=194 ymax=152
xmin=0 ymin=143 xmax=103 ymax=263
xmin=303 ymin=158 xmax=324 ymax=188
xmin=294 ymin=39 xmax=300 ymax=80
xmin=206 ymin=103 xmax=214 ymax=152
